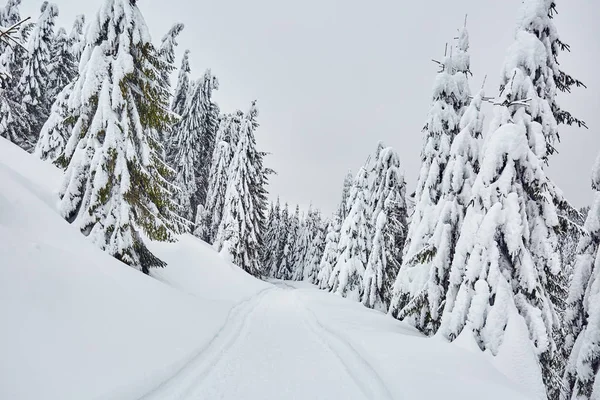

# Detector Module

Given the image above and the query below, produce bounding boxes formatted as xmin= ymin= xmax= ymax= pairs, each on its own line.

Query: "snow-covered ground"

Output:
xmin=0 ymin=137 xmax=536 ymax=399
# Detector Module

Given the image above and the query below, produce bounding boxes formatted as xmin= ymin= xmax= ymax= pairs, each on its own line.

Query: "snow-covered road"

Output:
xmin=141 ymin=285 xmax=389 ymax=400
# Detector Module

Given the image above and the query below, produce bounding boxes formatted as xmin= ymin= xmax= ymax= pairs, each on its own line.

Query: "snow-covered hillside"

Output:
xmin=0 ymin=137 xmax=535 ymax=399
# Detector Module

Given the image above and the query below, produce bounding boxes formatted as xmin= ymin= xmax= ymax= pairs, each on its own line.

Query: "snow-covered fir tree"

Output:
xmin=48 ymin=27 xmax=77 ymax=100
xmin=0 ymin=0 xmax=30 ymax=151
xmin=305 ymin=215 xmax=327 ymax=284
xmin=171 ymin=70 xmax=219 ymax=221
xmin=562 ymin=155 xmax=600 ymax=400
xmin=171 ymin=48 xmax=191 ymax=117
xmin=389 ymin=46 xmax=468 ymax=330
xmin=362 ymin=147 xmax=408 ymax=311
xmin=317 ymin=218 xmax=339 ymax=289
xmin=261 ymin=200 xmax=279 ymax=269
xmin=18 ymin=1 xmax=58 ymax=141
xmin=201 ymin=112 xmax=243 ymax=242
xmin=216 ymin=102 xmax=267 ymax=276
xmin=338 ymin=170 xmax=354 ymax=221
xmin=440 ymin=2 xmax=586 ymax=396
xmin=291 ymin=212 xmax=311 ymax=281
xmin=329 ymin=167 xmax=370 ymax=301
xmin=154 ymin=23 xmax=183 ymax=154
xmin=56 ymin=0 xmax=182 ymax=274
xmin=277 ymin=205 xmax=299 ymax=280
xmin=68 ymin=14 xmax=85 ymax=61
xmin=270 ymin=202 xmax=290 ymax=278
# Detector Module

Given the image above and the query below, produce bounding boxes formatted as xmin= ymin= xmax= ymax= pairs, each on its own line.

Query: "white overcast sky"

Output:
xmin=22 ymin=0 xmax=600 ymax=215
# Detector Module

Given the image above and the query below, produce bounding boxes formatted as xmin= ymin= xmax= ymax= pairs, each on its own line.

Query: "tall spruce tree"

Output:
xmin=440 ymin=2 xmax=585 ymax=396
xmin=317 ymin=217 xmax=340 ymax=289
xmin=305 ymin=215 xmax=327 ymax=284
xmin=56 ymin=0 xmax=182 ymax=274
xmin=362 ymin=147 xmax=408 ymax=311
xmin=171 ymin=70 xmax=219 ymax=221
xmin=271 ymin=203 xmax=290 ymax=278
xmin=201 ymin=112 xmax=242 ymax=242
xmin=216 ymin=102 xmax=266 ymax=276
xmin=68 ymin=14 xmax=85 ymax=62
xmin=278 ymin=205 xmax=299 ymax=280
xmin=0 ymin=0 xmax=30 ymax=151
xmin=18 ymin=1 xmax=58 ymax=141
xmin=562 ymin=155 xmax=600 ymax=400
xmin=329 ymin=167 xmax=370 ymax=301
xmin=47 ymin=27 xmax=77 ymax=100
xmin=389 ymin=43 xmax=470 ymax=331
xmin=171 ymin=49 xmax=191 ymax=117
xmin=261 ymin=200 xmax=279 ymax=270
xmin=292 ymin=212 xmax=311 ymax=281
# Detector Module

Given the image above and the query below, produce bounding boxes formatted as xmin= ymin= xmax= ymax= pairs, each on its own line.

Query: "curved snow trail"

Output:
xmin=180 ymin=288 xmax=370 ymax=400
xmin=291 ymin=291 xmax=395 ymax=400
xmin=137 ymin=287 xmax=275 ymax=400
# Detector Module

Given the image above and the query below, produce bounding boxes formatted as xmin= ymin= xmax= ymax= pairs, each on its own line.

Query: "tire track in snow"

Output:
xmin=292 ymin=291 xmax=395 ymax=400
xmin=137 ymin=287 xmax=274 ymax=400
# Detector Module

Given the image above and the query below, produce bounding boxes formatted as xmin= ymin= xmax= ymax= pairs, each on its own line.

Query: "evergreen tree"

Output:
xmin=18 ymin=1 xmax=58 ymax=140
xmin=329 ymin=167 xmax=370 ymax=301
xmin=305 ymin=215 xmax=327 ymax=284
xmin=271 ymin=203 xmax=290 ymax=278
xmin=362 ymin=147 xmax=408 ymax=311
xmin=34 ymin=80 xmax=74 ymax=162
xmin=68 ymin=14 xmax=85 ymax=62
xmin=57 ymin=0 xmax=182 ymax=274
xmin=317 ymin=218 xmax=340 ymax=289
xmin=389 ymin=43 xmax=469 ymax=331
xmin=261 ymin=200 xmax=279 ymax=269
xmin=201 ymin=112 xmax=242 ymax=242
xmin=155 ymin=23 xmax=183 ymax=154
xmin=48 ymin=27 xmax=77 ymax=100
xmin=562 ymin=154 xmax=600 ymax=400
xmin=171 ymin=70 xmax=219 ymax=221
xmin=171 ymin=49 xmax=191 ymax=117
xmin=216 ymin=102 xmax=266 ymax=276
xmin=339 ymin=170 xmax=353 ymax=221
xmin=278 ymin=205 xmax=299 ymax=280
xmin=0 ymin=0 xmax=31 ymax=150
xmin=440 ymin=3 xmax=585 ymax=395
xmin=292 ymin=212 xmax=311 ymax=281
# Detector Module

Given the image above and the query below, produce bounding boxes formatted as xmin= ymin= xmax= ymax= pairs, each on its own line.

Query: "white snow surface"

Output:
xmin=0 ymin=137 xmax=537 ymax=399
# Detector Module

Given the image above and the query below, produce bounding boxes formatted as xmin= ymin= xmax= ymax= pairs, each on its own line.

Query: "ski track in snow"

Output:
xmin=137 ymin=287 xmax=275 ymax=400
xmin=292 ymin=290 xmax=396 ymax=400
xmin=139 ymin=281 xmax=394 ymax=400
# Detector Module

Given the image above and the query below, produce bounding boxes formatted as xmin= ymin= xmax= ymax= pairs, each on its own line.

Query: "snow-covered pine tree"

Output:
xmin=261 ymin=200 xmax=279 ymax=269
xmin=271 ymin=202 xmax=290 ymax=278
xmin=18 ymin=1 xmax=58 ymax=141
xmin=305 ymin=215 xmax=327 ymax=284
xmin=201 ymin=112 xmax=242 ymax=242
xmin=562 ymin=155 xmax=600 ymax=400
xmin=0 ymin=0 xmax=30 ymax=151
xmin=68 ymin=14 xmax=85 ymax=62
xmin=171 ymin=49 xmax=191 ymax=117
xmin=57 ymin=0 xmax=182 ymax=274
xmin=154 ymin=23 xmax=183 ymax=155
xmin=171 ymin=69 xmax=219 ymax=221
xmin=329 ymin=167 xmax=370 ymax=301
xmin=362 ymin=147 xmax=408 ymax=311
xmin=216 ymin=102 xmax=266 ymax=276
xmin=277 ymin=205 xmax=299 ymax=280
xmin=440 ymin=3 xmax=585 ymax=396
xmin=389 ymin=47 xmax=468 ymax=330
xmin=339 ymin=170 xmax=354 ymax=221
xmin=47 ymin=27 xmax=77 ymax=100
xmin=292 ymin=212 xmax=311 ymax=281
xmin=318 ymin=217 xmax=340 ymax=289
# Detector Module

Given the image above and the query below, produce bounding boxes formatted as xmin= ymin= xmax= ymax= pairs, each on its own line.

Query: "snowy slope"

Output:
xmin=0 ymin=137 xmax=536 ymax=399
